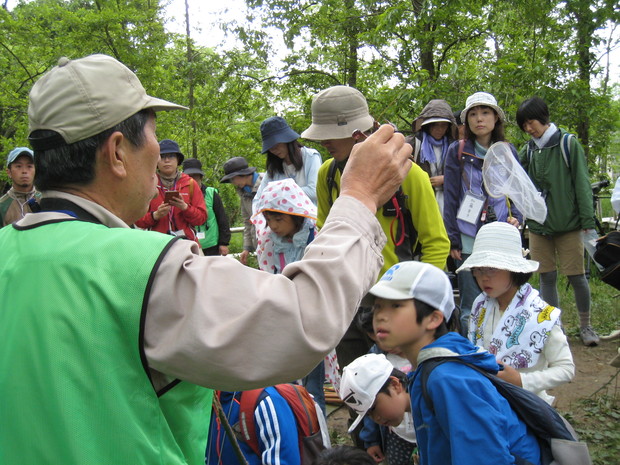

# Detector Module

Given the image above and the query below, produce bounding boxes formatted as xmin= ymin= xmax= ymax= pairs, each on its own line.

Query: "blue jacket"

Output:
xmin=409 ymin=333 xmax=541 ymax=465
xmin=207 ymin=389 xmax=301 ymax=465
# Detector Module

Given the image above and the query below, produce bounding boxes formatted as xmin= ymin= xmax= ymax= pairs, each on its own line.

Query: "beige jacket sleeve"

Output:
xmin=144 ymin=195 xmax=386 ymax=391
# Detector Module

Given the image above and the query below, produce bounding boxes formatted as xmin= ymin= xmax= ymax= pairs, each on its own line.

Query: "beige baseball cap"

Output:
xmin=300 ymin=85 xmax=374 ymax=141
xmin=28 ymin=54 xmax=187 ymax=149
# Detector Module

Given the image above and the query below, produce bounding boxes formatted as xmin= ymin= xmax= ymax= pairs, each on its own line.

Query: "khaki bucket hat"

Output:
xmin=301 ymin=86 xmax=374 ymax=141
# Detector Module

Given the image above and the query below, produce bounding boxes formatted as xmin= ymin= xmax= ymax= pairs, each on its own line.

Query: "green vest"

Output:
xmin=197 ymin=186 xmax=219 ymax=249
xmin=0 ymin=219 xmax=213 ymax=464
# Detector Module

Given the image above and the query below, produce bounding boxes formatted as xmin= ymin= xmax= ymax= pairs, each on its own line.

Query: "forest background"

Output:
xmin=1 ymin=0 xmax=619 ymax=225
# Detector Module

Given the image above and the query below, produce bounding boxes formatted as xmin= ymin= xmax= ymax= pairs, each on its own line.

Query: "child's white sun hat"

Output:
xmin=456 ymin=222 xmax=539 ymax=274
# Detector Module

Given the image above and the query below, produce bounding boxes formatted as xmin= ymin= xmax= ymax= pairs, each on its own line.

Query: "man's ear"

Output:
xmin=100 ymin=131 xmax=128 ymax=179
xmin=425 ymin=310 xmax=445 ymax=331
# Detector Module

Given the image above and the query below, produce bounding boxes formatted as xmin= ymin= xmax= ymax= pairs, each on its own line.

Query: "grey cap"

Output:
xmin=28 ymin=54 xmax=186 ymax=149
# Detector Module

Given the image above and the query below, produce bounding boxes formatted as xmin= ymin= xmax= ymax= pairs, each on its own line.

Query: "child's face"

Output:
xmin=372 ymin=298 xmax=427 ymax=352
xmin=466 ymin=105 xmax=498 ymax=140
xmin=368 ymin=378 xmax=409 ymax=427
xmin=265 ymin=212 xmax=299 ymax=238
xmin=472 ymin=267 xmax=514 ymax=301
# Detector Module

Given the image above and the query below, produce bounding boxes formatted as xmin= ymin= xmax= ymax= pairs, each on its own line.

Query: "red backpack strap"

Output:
xmin=273 ymin=384 xmax=320 ymax=437
xmin=238 ymin=389 xmax=264 ymax=458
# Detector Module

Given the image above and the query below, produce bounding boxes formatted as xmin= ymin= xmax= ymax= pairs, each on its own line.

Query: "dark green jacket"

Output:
xmin=519 ymin=128 xmax=595 ymax=235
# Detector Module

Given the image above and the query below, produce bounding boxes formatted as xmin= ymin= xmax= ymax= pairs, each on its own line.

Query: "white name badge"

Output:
xmin=196 ymin=232 xmax=206 ymax=240
xmin=457 ymin=191 xmax=485 ymax=225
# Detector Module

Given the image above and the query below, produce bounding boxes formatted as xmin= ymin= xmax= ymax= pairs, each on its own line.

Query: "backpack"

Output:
xmin=526 ymin=132 xmax=574 ymax=169
xmin=238 ymin=383 xmax=326 ymax=465
xmin=326 ymin=159 xmax=421 ymax=258
xmin=594 ymin=231 xmax=620 ymax=290
xmin=418 ymin=357 xmax=592 ymax=465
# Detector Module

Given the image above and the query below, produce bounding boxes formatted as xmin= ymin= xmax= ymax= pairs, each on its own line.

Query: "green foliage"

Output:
xmin=0 ymin=0 xmax=618 ymax=192
xmin=567 ymin=395 xmax=620 ymax=465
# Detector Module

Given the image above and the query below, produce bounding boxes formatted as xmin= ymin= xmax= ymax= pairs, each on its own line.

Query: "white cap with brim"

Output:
xmin=362 ymin=261 xmax=455 ymax=321
xmin=456 ymin=222 xmax=539 ymax=274
xmin=339 ymin=353 xmax=394 ymax=433
xmin=28 ymin=54 xmax=186 ymax=150
xmin=301 ymin=85 xmax=374 ymax=141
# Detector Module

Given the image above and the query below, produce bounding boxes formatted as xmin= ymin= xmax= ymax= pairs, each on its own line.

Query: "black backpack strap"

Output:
xmin=326 ymin=159 xmax=339 ymax=207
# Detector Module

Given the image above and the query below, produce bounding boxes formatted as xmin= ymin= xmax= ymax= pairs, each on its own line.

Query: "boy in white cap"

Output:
xmin=340 ymin=353 xmax=416 ymax=464
xmin=364 ymin=261 xmax=543 ymax=465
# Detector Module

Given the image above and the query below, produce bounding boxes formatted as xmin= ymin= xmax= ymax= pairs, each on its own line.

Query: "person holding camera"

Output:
xmin=135 ymin=139 xmax=207 ymax=243
xmin=516 ymin=96 xmax=599 ymax=346
xmin=443 ymin=92 xmax=522 ymax=334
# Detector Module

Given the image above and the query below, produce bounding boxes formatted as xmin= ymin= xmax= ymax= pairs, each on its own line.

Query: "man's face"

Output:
xmin=319 ymin=137 xmax=356 ymax=162
xmin=230 ymin=174 xmax=251 ymax=188
xmin=7 ymin=155 xmax=35 ymax=192
xmin=124 ymin=115 xmax=161 ymax=222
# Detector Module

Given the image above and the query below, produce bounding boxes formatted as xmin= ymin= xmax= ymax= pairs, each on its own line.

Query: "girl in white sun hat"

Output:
xmin=457 ymin=221 xmax=575 ymax=405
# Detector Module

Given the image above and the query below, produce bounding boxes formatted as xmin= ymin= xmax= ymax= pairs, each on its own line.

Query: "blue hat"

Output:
xmin=260 ymin=117 xmax=300 ymax=153
xmin=7 ymin=147 xmax=34 ymax=167
xmin=159 ymin=139 xmax=184 ymax=163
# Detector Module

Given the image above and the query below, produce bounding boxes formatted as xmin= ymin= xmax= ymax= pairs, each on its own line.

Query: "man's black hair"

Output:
xmin=32 ymin=109 xmax=152 ymax=191
xmin=516 ymin=97 xmax=550 ymax=131
xmin=414 ymin=298 xmax=461 ymax=337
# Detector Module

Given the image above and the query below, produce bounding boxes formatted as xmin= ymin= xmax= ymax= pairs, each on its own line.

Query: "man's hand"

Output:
xmin=340 ymin=124 xmax=412 ymax=213
xmin=239 ymin=249 xmax=250 ymax=265
xmin=219 ymin=245 xmax=229 ymax=256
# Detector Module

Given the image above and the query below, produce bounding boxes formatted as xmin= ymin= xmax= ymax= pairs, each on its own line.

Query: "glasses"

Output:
xmin=472 ymin=267 xmax=500 ymax=278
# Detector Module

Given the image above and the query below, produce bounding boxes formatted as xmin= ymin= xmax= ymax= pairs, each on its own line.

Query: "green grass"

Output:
xmin=528 ymin=272 xmax=620 ymax=338
xmin=534 ymin=272 xmax=619 ymax=465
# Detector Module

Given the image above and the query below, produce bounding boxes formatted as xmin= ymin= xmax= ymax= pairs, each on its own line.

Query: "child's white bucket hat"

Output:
xmin=457 ymin=222 xmax=539 ymax=274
